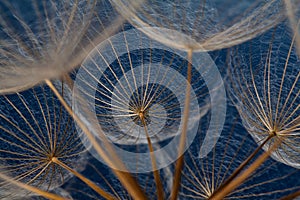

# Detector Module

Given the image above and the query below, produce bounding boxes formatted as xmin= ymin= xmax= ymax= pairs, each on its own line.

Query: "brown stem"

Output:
xmin=141 ymin=116 xmax=164 ymax=200
xmin=209 ymin=134 xmax=274 ymax=199
xmin=209 ymin=138 xmax=281 ymax=200
xmin=0 ymin=172 xmax=66 ymax=200
xmin=280 ymin=189 xmax=300 ymax=200
xmin=170 ymin=49 xmax=193 ymax=200
xmin=52 ymin=157 xmax=115 ymax=200
xmin=45 ymin=79 xmax=147 ymax=200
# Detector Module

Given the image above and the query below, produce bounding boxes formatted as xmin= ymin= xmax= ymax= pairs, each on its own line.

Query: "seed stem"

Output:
xmin=140 ymin=113 xmax=164 ymax=200
xmin=0 ymin=172 xmax=66 ymax=200
xmin=45 ymin=79 xmax=147 ymax=200
xmin=209 ymin=134 xmax=274 ymax=199
xmin=209 ymin=138 xmax=281 ymax=199
xmin=52 ymin=157 xmax=115 ymax=200
xmin=171 ymin=49 xmax=193 ymax=200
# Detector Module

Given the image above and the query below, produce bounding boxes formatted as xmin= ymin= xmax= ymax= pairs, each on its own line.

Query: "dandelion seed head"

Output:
xmin=0 ymin=81 xmax=87 ymax=198
xmin=110 ymin=0 xmax=286 ymax=51
xmin=229 ymin=22 xmax=300 ymax=168
xmin=73 ymin=27 xmax=226 ymax=173
xmin=0 ymin=0 xmax=122 ymax=94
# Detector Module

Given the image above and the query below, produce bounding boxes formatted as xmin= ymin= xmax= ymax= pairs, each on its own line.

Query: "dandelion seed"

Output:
xmin=0 ymin=81 xmax=88 ymax=198
xmin=63 ymin=156 xmax=174 ymax=199
xmin=0 ymin=0 xmax=122 ymax=94
xmin=229 ymin=22 xmax=300 ymax=169
xmin=110 ymin=0 xmax=286 ymax=52
xmin=73 ymin=26 xmax=226 ymax=172
xmin=180 ymin=106 xmax=300 ymax=199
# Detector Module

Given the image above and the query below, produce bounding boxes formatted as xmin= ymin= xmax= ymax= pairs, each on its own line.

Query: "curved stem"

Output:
xmin=171 ymin=49 xmax=193 ymax=200
xmin=45 ymin=79 xmax=147 ymax=200
xmin=141 ymin=116 xmax=164 ymax=200
xmin=0 ymin=172 xmax=66 ymax=200
xmin=280 ymin=189 xmax=300 ymax=200
xmin=52 ymin=157 xmax=115 ymax=200
xmin=209 ymin=134 xmax=274 ymax=199
xmin=209 ymin=138 xmax=281 ymax=200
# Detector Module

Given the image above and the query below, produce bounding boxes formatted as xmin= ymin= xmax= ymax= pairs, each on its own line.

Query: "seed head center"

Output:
xmin=270 ymin=127 xmax=278 ymax=137
xmin=138 ymin=110 xmax=145 ymax=120
xmin=132 ymin=107 xmax=151 ymax=127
